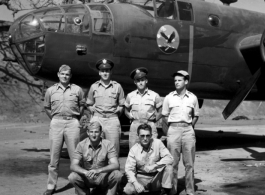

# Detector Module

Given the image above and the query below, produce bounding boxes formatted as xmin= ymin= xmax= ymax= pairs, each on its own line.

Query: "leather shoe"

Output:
xmin=43 ymin=189 xmax=55 ymax=195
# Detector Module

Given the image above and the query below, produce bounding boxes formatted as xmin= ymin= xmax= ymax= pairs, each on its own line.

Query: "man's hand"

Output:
xmin=133 ymin=181 xmax=145 ymax=193
xmin=144 ymin=164 xmax=157 ymax=173
xmin=83 ymin=169 xmax=101 ymax=179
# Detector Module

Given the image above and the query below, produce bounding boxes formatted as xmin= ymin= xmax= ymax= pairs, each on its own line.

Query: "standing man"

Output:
xmin=43 ymin=65 xmax=85 ymax=195
xmin=125 ymin=67 xmax=162 ymax=149
xmin=86 ymin=59 xmax=125 ymax=156
xmin=124 ymin=123 xmax=173 ymax=195
xmin=68 ymin=121 xmax=122 ymax=195
xmin=162 ymin=70 xmax=199 ymax=195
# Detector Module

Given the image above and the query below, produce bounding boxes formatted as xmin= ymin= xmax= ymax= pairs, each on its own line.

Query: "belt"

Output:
xmin=133 ymin=119 xmax=155 ymax=123
xmin=53 ymin=115 xmax=78 ymax=120
xmin=137 ymin=171 xmax=158 ymax=177
xmin=94 ymin=113 xmax=118 ymax=118
xmin=170 ymin=122 xmax=191 ymax=127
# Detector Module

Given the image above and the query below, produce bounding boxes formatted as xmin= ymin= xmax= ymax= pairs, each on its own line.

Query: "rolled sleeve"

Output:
xmin=86 ymin=86 xmax=95 ymax=106
xmin=162 ymin=96 xmax=170 ymax=116
xmin=118 ymin=85 xmax=125 ymax=106
xmin=125 ymin=149 xmax=137 ymax=183
xmin=44 ymin=88 xmax=51 ymax=108
xmin=73 ymin=144 xmax=83 ymax=161
xmin=107 ymin=142 xmax=118 ymax=160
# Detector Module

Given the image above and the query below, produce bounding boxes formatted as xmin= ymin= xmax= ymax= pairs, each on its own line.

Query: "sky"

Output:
xmin=1 ymin=0 xmax=265 ymax=21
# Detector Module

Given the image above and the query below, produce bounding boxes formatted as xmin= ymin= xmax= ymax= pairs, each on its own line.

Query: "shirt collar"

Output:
xmin=173 ymin=89 xmax=189 ymax=97
xmin=140 ymin=138 xmax=154 ymax=153
xmin=57 ymin=83 xmax=71 ymax=90
xmin=136 ymin=88 xmax=149 ymax=96
xmin=87 ymin=138 xmax=102 ymax=150
xmin=98 ymin=80 xmax=113 ymax=88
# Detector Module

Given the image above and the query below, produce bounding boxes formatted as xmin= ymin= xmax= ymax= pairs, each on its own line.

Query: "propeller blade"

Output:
xmin=222 ymin=68 xmax=261 ymax=119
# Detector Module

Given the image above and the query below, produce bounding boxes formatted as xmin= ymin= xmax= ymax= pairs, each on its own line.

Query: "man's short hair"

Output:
xmin=137 ymin=123 xmax=152 ymax=135
xmin=59 ymin=64 xmax=71 ymax=73
xmin=87 ymin=121 xmax=102 ymax=132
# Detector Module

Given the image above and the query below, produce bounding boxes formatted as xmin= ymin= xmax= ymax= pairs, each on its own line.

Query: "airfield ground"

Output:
xmin=0 ymin=118 xmax=265 ymax=195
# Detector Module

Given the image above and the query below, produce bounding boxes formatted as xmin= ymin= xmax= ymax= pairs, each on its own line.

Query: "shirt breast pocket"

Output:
xmin=97 ymin=154 xmax=107 ymax=167
xmin=130 ymin=99 xmax=139 ymax=111
xmin=68 ymin=93 xmax=78 ymax=102
xmin=109 ymin=92 xmax=118 ymax=104
xmin=94 ymin=91 xmax=103 ymax=103
xmin=185 ymin=104 xmax=194 ymax=115
xmin=136 ymin=159 xmax=145 ymax=169
xmin=51 ymin=95 xmax=61 ymax=107
xmin=83 ymin=156 xmax=93 ymax=169
xmin=145 ymin=99 xmax=155 ymax=111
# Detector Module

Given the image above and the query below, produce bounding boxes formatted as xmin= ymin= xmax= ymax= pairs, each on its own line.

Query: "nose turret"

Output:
xmin=8 ymin=4 xmax=90 ymax=76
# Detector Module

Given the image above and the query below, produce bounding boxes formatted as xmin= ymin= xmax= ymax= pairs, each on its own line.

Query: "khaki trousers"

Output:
xmin=47 ymin=118 xmax=80 ymax=189
xmin=124 ymin=165 xmax=173 ymax=195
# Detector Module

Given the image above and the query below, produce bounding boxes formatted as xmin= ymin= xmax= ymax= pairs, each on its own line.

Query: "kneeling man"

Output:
xmin=68 ymin=121 xmax=122 ymax=195
xmin=124 ymin=123 xmax=173 ymax=195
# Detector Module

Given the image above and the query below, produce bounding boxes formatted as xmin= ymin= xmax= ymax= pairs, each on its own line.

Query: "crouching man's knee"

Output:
xmin=68 ymin=172 xmax=81 ymax=184
xmin=110 ymin=170 xmax=123 ymax=183
xmin=164 ymin=165 xmax=173 ymax=173
xmin=123 ymin=183 xmax=136 ymax=195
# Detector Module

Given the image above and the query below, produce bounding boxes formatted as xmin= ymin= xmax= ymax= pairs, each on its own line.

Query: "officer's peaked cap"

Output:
xmin=96 ymin=59 xmax=114 ymax=70
xmin=130 ymin=67 xmax=148 ymax=80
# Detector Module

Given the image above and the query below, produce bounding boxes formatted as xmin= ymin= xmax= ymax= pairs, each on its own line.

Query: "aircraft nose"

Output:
xmin=8 ymin=14 xmax=45 ymax=75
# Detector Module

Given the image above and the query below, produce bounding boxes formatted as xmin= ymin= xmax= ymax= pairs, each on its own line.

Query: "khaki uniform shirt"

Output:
xmin=44 ymin=83 xmax=85 ymax=117
xmin=124 ymin=89 xmax=162 ymax=121
xmin=73 ymin=138 xmax=117 ymax=170
xmin=86 ymin=80 xmax=125 ymax=117
xmin=125 ymin=138 xmax=173 ymax=183
xmin=162 ymin=90 xmax=199 ymax=123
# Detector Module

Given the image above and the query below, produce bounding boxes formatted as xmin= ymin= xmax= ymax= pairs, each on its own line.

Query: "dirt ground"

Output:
xmin=1 ymin=118 xmax=265 ymax=195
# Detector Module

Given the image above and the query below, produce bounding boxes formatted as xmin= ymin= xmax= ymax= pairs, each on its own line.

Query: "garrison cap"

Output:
xmin=59 ymin=64 xmax=71 ymax=72
xmin=130 ymin=67 xmax=148 ymax=80
xmin=172 ymin=70 xmax=189 ymax=80
xmin=87 ymin=121 xmax=102 ymax=131
xmin=96 ymin=59 xmax=114 ymax=70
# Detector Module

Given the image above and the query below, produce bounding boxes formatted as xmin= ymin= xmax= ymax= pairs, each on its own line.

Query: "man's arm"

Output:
xmin=155 ymin=106 xmax=162 ymax=122
xmin=44 ymin=108 xmax=52 ymax=120
xmin=125 ymin=149 xmax=145 ymax=193
xmin=161 ymin=95 xmax=170 ymax=135
xmin=116 ymin=84 xmax=125 ymax=117
xmin=70 ymin=158 xmax=87 ymax=175
xmin=78 ymin=87 xmax=86 ymax=119
xmin=43 ymin=88 xmax=52 ymax=119
xmin=86 ymin=86 xmax=95 ymax=114
xmin=192 ymin=116 xmax=199 ymax=129
xmin=125 ymin=107 xmax=133 ymax=120
xmin=86 ymin=156 xmax=120 ymax=179
xmin=144 ymin=140 xmax=173 ymax=173
xmin=192 ymin=96 xmax=200 ymax=129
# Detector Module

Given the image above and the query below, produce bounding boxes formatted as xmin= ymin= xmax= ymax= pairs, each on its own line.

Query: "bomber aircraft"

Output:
xmin=7 ymin=0 xmax=265 ymax=119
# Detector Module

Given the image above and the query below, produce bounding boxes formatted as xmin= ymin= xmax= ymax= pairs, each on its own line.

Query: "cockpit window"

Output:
xmin=63 ymin=5 xmax=86 ymax=13
xmin=40 ymin=15 xmax=64 ymax=32
xmin=17 ymin=15 xmax=42 ymax=39
xmin=88 ymin=5 xmax=113 ymax=34
xmin=177 ymin=1 xmax=193 ymax=22
xmin=34 ymin=7 xmax=63 ymax=16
